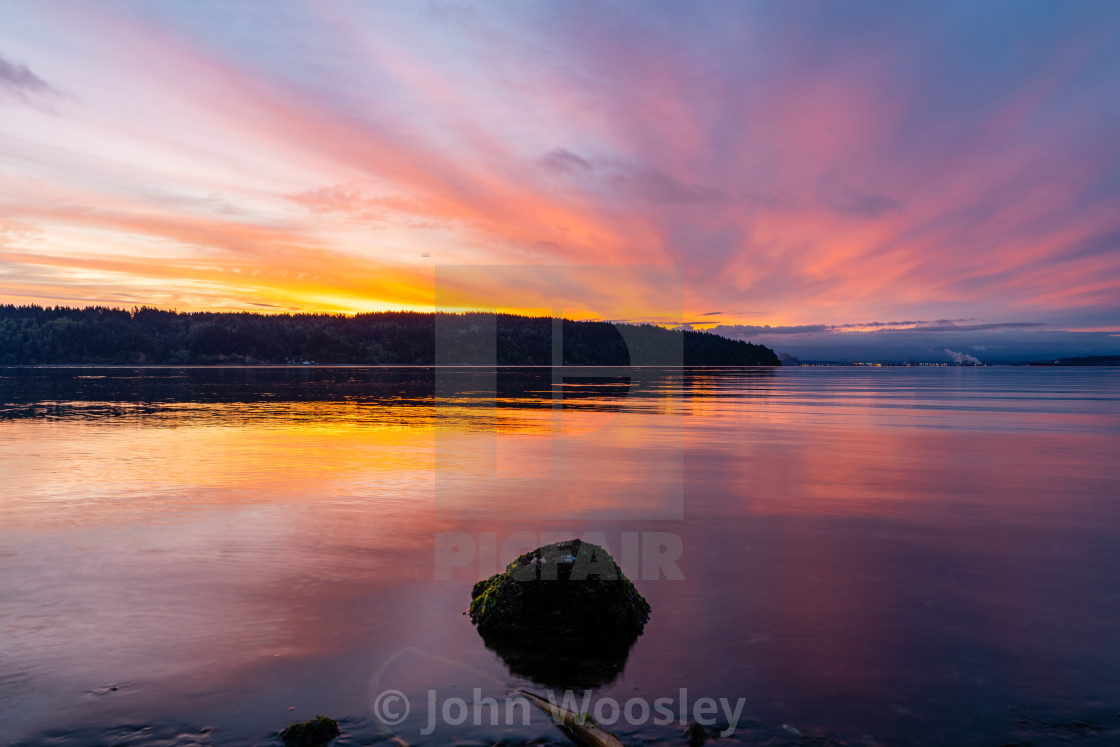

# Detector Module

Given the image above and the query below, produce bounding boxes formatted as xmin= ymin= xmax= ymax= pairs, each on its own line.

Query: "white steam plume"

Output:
xmin=945 ymin=348 xmax=982 ymax=365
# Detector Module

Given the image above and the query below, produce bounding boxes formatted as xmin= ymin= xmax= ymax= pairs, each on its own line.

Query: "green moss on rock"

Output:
xmin=279 ymin=715 xmax=340 ymax=747
xmin=468 ymin=539 xmax=650 ymax=637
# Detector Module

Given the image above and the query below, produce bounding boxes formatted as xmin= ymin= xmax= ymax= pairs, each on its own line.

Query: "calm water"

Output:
xmin=2 ymin=366 xmax=1119 ymax=746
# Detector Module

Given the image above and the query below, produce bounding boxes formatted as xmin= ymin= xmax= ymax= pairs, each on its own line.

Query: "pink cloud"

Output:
xmin=0 ymin=2 xmax=1117 ymax=330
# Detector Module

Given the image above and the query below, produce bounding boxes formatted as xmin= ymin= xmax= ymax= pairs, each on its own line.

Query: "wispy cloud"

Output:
xmin=540 ymin=148 xmax=724 ymax=205
xmin=710 ymin=320 xmax=1049 ymax=337
xmin=0 ymin=52 xmax=57 ymax=102
xmin=606 ymin=163 xmax=725 ymax=205
xmin=539 ymin=148 xmax=593 ymax=177
xmin=0 ymin=0 xmax=1117 ymax=351
xmin=829 ymin=193 xmax=905 ymax=219
xmin=712 ymin=324 xmax=830 ymax=336
xmin=834 ymin=321 xmax=1048 ymax=332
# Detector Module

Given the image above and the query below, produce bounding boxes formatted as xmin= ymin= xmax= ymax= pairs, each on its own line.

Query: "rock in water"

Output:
xmin=469 ymin=539 xmax=651 ymax=637
xmin=469 ymin=539 xmax=652 ymax=688
xmin=279 ymin=715 xmax=340 ymax=747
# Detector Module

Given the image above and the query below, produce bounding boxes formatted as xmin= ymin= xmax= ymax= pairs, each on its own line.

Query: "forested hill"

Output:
xmin=0 ymin=306 xmax=781 ymax=366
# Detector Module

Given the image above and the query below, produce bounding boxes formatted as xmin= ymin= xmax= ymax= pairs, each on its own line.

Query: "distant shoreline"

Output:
xmin=0 ymin=363 xmax=782 ymax=369
xmin=0 ymin=305 xmax=781 ymax=366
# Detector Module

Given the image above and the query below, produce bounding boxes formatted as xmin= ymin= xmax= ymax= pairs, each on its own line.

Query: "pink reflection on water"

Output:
xmin=1 ymin=368 xmax=1118 ymax=744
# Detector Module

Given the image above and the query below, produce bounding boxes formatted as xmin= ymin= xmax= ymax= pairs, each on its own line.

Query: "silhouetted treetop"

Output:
xmin=0 ymin=305 xmax=781 ymax=366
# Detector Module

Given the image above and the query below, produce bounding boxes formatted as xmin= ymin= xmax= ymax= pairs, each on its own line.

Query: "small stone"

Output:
xmin=687 ymin=721 xmax=708 ymax=746
xmin=279 ymin=715 xmax=340 ymax=747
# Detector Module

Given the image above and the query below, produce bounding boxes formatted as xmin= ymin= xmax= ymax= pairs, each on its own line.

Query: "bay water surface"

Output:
xmin=2 ymin=366 xmax=1119 ymax=746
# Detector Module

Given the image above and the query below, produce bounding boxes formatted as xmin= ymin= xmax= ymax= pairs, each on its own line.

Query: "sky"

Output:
xmin=1 ymin=0 xmax=1118 ymax=361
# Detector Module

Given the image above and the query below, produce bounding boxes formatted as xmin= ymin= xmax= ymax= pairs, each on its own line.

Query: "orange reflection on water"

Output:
xmin=2 ymin=367 xmax=1120 ymax=745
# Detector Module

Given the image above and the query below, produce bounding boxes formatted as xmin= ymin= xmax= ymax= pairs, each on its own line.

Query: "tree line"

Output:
xmin=0 ymin=305 xmax=781 ymax=366
xmin=1053 ymin=355 xmax=1120 ymax=366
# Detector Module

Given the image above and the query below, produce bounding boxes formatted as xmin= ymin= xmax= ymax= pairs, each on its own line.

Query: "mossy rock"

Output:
xmin=469 ymin=539 xmax=650 ymax=638
xmin=279 ymin=715 xmax=340 ymax=747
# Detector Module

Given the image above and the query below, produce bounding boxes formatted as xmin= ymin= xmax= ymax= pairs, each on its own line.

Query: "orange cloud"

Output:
xmin=1 ymin=2 xmax=1118 ymax=332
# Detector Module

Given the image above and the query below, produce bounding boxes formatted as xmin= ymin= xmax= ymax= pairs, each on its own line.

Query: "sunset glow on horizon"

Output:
xmin=2 ymin=1 xmax=1119 ymax=358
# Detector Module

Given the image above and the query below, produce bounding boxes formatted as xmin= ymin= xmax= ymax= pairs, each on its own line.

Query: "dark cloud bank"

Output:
xmin=708 ymin=321 xmax=1119 ymax=363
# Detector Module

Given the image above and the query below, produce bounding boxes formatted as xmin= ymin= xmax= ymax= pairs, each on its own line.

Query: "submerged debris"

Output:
xmin=519 ymin=688 xmax=626 ymax=747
